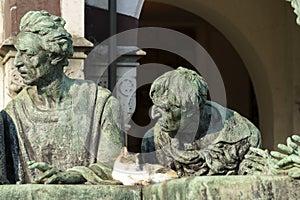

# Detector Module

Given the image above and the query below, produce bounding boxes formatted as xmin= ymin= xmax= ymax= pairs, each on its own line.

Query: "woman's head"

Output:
xmin=18 ymin=10 xmax=73 ymax=67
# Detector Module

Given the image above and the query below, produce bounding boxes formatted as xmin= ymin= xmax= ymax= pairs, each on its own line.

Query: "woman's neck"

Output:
xmin=30 ymin=73 xmax=72 ymax=109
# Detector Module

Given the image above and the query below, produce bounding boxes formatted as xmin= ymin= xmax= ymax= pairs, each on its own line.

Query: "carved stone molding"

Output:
xmin=0 ymin=36 xmax=22 ymax=99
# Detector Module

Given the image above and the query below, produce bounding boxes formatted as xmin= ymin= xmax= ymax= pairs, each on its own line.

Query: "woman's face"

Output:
xmin=151 ymin=99 xmax=182 ymax=133
xmin=14 ymin=32 xmax=54 ymax=86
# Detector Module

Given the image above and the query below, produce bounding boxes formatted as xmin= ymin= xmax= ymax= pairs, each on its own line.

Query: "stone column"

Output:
xmin=60 ymin=0 xmax=93 ymax=80
xmin=0 ymin=0 xmax=4 ymax=109
xmin=84 ymin=0 xmax=145 ymax=134
xmin=0 ymin=0 xmax=93 ymax=109
xmin=84 ymin=46 xmax=146 ymax=132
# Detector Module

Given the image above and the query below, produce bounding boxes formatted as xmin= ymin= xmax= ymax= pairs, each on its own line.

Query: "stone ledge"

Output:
xmin=0 ymin=184 xmax=142 ymax=200
xmin=0 ymin=176 xmax=300 ymax=200
xmin=143 ymin=175 xmax=300 ymax=200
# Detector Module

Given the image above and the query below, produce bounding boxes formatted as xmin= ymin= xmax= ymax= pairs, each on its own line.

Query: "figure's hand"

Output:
xmin=28 ymin=161 xmax=53 ymax=172
xmin=28 ymin=161 xmax=61 ymax=183
xmin=28 ymin=161 xmax=121 ymax=184
xmin=88 ymin=162 xmax=122 ymax=185
xmin=242 ymin=147 xmax=278 ymax=175
xmin=270 ymin=135 xmax=300 ymax=178
xmin=28 ymin=161 xmax=85 ymax=184
xmin=42 ymin=171 xmax=85 ymax=184
xmin=271 ymin=135 xmax=300 ymax=168
xmin=240 ymin=135 xmax=300 ymax=178
xmin=68 ymin=163 xmax=121 ymax=185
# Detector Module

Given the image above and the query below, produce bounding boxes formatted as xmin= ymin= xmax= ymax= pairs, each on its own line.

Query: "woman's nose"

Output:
xmin=14 ymin=53 xmax=24 ymax=68
xmin=14 ymin=61 xmax=24 ymax=69
xmin=151 ymin=105 xmax=162 ymax=119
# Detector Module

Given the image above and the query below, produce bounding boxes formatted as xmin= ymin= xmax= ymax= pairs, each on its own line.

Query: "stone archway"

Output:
xmin=82 ymin=0 xmax=297 ymax=149
xmin=131 ymin=1 xmax=259 ymax=146
xmin=147 ymin=0 xmax=278 ymax=149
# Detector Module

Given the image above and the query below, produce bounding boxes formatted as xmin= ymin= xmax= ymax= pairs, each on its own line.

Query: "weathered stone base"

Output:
xmin=0 ymin=184 xmax=142 ymax=200
xmin=0 ymin=176 xmax=299 ymax=200
xmin=143 ymin=176 xmax=300 ymax=200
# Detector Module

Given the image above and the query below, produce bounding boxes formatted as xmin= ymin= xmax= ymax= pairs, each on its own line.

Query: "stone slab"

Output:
xmin=0 ymin=184 xmax=142 ymax=200
xmin=143 ymin=176 xmax=300 ymax=200
xmin=1 ymin=176 xmax=300 ymax=200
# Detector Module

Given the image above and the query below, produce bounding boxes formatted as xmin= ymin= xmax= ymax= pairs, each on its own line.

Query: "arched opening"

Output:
xmin=128 ymin=2 xmax=259 ymax=151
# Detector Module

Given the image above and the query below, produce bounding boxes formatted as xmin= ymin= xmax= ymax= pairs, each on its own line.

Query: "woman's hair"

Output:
xmin=19 ymin=10 xmax=73 ymax=67
xmin=150 ymin=67 xmax=208 ymax=111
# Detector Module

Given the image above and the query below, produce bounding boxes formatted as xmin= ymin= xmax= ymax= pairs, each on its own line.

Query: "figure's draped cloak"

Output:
xmin=143 ymin=101 xmax=261 ymax=176
xmin=0 ymin=113 xmax=7 ymax=183
xmin=3 ymin=80 xmax=124 ymax=183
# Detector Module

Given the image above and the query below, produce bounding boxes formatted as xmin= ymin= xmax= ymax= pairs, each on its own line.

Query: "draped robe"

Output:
xmin=142 ymin=101 xmax=261 ymax=176
xmin=1 ymin=80 xmax=124 ymax=183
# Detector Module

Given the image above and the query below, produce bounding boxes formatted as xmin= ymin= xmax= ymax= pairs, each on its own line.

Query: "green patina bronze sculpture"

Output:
xmin=0 ymin=10 xmax=124 ymax=184
xmin=1 ymin=2 xmax=299 ymax=186
xmin=243 ymin=135 xmax=300 ymax=178
xmin=142 ymin=67 xmax=261 ymax=177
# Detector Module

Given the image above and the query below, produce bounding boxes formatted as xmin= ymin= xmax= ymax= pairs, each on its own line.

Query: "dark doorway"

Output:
xmin=127 ymin=2 xmax=259 ymax=152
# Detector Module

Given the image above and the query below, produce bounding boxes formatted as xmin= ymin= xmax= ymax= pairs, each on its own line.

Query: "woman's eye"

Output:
xmin=25 ymin=50 xmax=35 ymax=58
xmin=24 ymin=53 xmax=34 ymax=58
